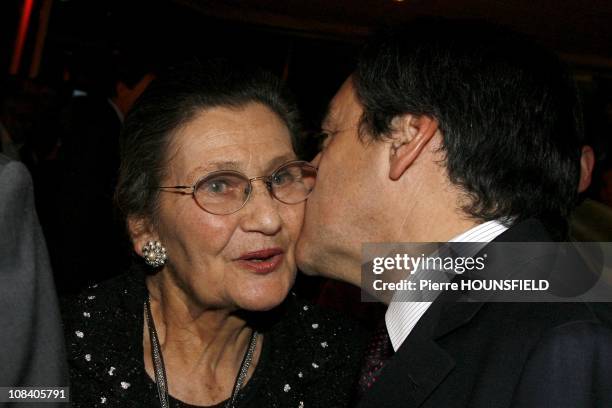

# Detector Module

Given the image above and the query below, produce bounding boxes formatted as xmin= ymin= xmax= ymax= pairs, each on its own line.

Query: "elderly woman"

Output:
xmin=61 ymin=61 xmax=365 ymax=407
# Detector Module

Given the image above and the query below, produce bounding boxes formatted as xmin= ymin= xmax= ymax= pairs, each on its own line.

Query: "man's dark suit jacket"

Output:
xmin=0 ymin=154 xmax=68 ymax=392
xmin=358 ymin=219 xmax=612 ymax=408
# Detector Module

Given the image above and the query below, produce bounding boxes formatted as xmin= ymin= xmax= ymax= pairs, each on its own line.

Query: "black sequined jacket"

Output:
xmin=61 ymin=270 xmax=367 ymax=408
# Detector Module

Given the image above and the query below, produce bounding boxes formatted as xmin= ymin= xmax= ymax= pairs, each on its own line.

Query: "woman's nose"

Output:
xmin=240 ymin=181 xmax=282 ymax=235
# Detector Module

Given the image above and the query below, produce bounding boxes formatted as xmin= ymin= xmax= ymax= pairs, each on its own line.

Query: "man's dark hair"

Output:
xmin=115 ymin=59 xmax=301 ymax=226
xmin=354 ymin=19 xmax=584 ymax=231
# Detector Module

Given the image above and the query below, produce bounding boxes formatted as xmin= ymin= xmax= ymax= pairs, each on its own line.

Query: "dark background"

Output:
xmin=3 ymin=0 xmax=612 ymax=143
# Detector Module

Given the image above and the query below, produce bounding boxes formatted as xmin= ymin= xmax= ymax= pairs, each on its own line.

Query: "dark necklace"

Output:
xmin=144 ymin=297 xmax=258 ymax=408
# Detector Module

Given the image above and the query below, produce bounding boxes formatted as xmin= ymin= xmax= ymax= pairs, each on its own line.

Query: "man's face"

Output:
xmin=296 ymin=78 xmax=392 ymax=285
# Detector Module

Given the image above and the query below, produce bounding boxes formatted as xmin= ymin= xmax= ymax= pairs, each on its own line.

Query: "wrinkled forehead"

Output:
xmin=165 ymin=103 xmax=296 ymax=182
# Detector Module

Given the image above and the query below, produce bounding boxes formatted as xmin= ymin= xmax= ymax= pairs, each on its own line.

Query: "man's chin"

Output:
xmin=295 ymin=244 xmax=342 ymax=281
xmin=297 ymin=264 xmax=318 ymax=277
xmin=295 ymin=233 xmax=360 ymax=284
xmin=295 ymin=237 xmax=320 ymax=276
xmin=295 ymin=252 xmax=319 ymax=277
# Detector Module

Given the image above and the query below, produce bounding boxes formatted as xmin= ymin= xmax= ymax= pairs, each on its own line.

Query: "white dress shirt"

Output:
xmin=385 ymin=220 xmax=509 ymax=351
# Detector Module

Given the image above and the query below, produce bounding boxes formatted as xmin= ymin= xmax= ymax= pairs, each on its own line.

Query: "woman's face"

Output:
xmin=147 ymin=103 xmax=304 ymax=311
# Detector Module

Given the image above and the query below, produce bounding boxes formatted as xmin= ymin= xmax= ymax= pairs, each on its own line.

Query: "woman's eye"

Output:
xmin=202 ymin=178 xmax=234 ymax=194
xmin=272 ymin=171 xmax=293 ymax=186
xmin=208 ymin=181 xmax=227 ymax=193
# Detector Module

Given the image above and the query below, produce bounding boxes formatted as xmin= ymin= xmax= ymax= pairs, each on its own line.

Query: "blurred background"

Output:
xmin=1 ymin=0 xmax=612 ymax=299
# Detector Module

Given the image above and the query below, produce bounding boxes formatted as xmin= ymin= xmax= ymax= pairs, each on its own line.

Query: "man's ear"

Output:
xmin=389 ymin=115 xmax=439 ymax=180
xmin=127 ymin=216 xmax=157 ymax=257
xmin=578 ymin=145 xmax=595 ymax=193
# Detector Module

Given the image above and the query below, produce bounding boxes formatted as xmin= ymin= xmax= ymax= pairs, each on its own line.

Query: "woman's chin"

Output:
xmin=234 ymin=280 xmax=293 ymax=312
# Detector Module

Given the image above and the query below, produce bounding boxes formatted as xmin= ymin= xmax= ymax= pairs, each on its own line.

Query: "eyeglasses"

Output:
xmin=159 ymin=160 xmax=317 ymax=215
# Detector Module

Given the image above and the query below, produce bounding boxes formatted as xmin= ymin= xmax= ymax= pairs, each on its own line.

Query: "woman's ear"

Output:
xmin=127 ymin=216 xmax=156 ymax=257
xmin=389 ymin=115 xmax=439 ymax=180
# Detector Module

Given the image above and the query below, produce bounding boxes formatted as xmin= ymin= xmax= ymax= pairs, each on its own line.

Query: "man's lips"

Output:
xmin=235 ymin=248 xmax=285 ymax=274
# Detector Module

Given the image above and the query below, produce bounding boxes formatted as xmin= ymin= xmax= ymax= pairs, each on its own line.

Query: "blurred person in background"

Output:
xmin=0 ymin=153 xmax=68 ymax=399
xmin=50 ymin=56 xmax=154 ymax=294
xmin=0 ymin=78 xmax=33 ymax=161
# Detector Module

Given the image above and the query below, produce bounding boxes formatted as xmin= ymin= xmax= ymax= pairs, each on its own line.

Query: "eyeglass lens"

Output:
xmin=193 ymin=162 xmax=316 ymax=215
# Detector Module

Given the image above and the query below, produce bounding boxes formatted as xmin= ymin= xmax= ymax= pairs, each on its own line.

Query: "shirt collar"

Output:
xmin=448 ymin=219 xmax=510 ymax=243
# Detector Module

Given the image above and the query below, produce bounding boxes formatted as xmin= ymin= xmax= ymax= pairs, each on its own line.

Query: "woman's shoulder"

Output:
xmin=61 ymin=270 xmax=145 ymax=346
xmin=60 ymin=270 xmax=146 ymax=310
xmin=61 ymin=269 xmax=147 ymax=350
xmin=61 ymin=270 xmax=146 ymax=320
xmin=60 ymin=270 xmax=150 ymax=405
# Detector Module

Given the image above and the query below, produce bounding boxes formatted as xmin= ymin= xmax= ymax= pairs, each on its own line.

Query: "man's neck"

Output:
xmin=400 ymin=208 xmax=480 ymax=243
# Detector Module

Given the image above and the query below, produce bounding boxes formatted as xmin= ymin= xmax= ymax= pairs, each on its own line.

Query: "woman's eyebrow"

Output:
xmin=187 ymin=161 xmax=242 ymax=180
xmin=208 ymin=160 xmax=242 ymax=171
xmin=266 ymin=154 xmax=298 ymax=172
xmin=187 ymin=155 xmax=297 ymax=181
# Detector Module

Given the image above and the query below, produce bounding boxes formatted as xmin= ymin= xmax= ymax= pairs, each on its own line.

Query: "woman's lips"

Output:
xmin=236 ymin=248 xmax=285 ymax=274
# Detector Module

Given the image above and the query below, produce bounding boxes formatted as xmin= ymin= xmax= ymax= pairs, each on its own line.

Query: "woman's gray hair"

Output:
xmin=115 ymin=59 xmax=301 ymax=229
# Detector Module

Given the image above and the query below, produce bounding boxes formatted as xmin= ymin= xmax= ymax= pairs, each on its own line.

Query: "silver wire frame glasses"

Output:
xmin=159 ymin=160 xmax=317 ymax=215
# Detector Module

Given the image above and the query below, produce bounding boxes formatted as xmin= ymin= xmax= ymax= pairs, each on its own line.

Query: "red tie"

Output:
xmin=356 ymin=319 xmax=395 ymax=397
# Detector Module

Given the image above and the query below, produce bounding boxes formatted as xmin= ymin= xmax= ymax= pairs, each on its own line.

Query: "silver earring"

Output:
xmin=142 ymin=241 xmax=167 ymax=267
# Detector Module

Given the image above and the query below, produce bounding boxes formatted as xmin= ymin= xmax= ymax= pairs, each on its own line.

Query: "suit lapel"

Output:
xmin=358 ymin=299 xmax=455 ymax=408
